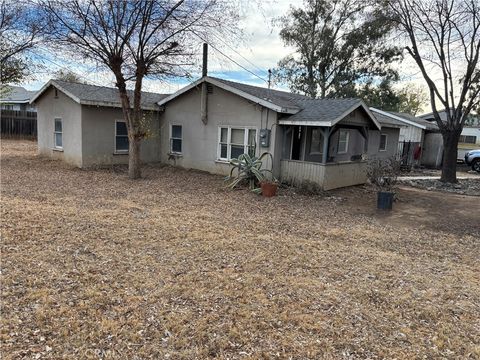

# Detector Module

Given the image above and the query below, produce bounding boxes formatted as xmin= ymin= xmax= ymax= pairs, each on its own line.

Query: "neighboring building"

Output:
xmin=420 ymin=109 xmax=480 ymax=162
xmin=0 ymin=86 xmax=37 ymax=112
xmin=419 ymin=108 xmax=452 ymax=123
xmin=31 ymin=80 xmax=168 ymax=167
xmin=33 ymin=77 xmax=401 ymax=190
xmin=1 ymin=86 xmax=38 ymax=138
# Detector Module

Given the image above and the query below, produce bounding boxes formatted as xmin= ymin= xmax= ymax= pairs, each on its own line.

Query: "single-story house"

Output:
xmin=32 ymin=77 xmax=402 ymax=190
xmin=1 ymin=85 xmax=37 ymax=112
xmin=370 ymin=108 xmax=443 ymax=168
xmin=30 ymin=79 xmax=168 ymax=167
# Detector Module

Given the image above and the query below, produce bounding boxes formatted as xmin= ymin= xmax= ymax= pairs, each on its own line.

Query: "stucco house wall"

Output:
xmin=159 ymin=85 xmax=278 ymax=176
xmin=367 ymin=127 xmax=400 ymax=159
xmin=36 ymin=87 xmax=83 ymax=167
xmin=81 ymin=106 xmax=161 ymax=167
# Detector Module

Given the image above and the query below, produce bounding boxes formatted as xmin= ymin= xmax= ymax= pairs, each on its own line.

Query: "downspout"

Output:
xmin=201 ymin=43 xmax=208 ymax=125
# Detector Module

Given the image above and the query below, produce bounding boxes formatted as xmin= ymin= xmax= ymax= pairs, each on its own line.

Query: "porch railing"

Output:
xmin=280 ymin=159 xmax=367 ymax=190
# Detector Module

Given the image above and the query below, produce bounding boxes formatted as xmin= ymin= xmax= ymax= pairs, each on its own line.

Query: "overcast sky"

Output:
xmin=21 ymin=0 xmax=432 ymax=107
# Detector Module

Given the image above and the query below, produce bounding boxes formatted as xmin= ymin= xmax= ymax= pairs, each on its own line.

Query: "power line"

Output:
xmin=209 ymin=32 xmax=266 ymax=75
xmin=192 ymin=31 xmax=268 ymax=83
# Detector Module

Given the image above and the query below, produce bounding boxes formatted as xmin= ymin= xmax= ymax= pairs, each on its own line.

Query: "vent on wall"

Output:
xmin=207 ymin=84 xmax=213 ymax=94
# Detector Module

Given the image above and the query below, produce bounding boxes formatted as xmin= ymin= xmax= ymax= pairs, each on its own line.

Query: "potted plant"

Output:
xmin=225 ymin=152 xmax=278 ymax=197
xmin=367 ymin=157 xmax=401 ymax=210
xmin=259 ymin=178 xmax=278 ymax=197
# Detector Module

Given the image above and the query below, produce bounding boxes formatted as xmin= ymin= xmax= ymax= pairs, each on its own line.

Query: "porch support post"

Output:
xmin=361 ymin=126 xmax=369 ymax=153
xmin=321 ymin=128 xmax=331 ymax=164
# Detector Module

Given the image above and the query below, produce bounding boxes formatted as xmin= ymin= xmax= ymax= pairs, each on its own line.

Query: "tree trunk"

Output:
xmin=128 ymin=137 xmax=141 ymax=179
xmin=440 ymin=130 xmax=460 ymax=183
xmin=112 ymin=66 xmax=143 ymax=180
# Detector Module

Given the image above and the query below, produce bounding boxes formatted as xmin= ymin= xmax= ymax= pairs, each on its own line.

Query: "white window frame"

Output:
xmin=379 ymin=133 xmax=388 ymax=151
xmin=170 ymin=124 xmax=183 ymax=154
xmin=217 ymin=126 xmax=257 ymax=161
xmin=114 ymin=120 xmax=129 ymax=154
xmin=54 ymin=118 xmax=63 ymax=150
xmin=337 ymin=130 xmax=349 ymax=154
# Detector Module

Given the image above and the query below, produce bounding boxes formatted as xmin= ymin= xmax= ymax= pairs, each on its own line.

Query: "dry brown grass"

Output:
xmin=1 ymin=140 xmax=479 ymax=359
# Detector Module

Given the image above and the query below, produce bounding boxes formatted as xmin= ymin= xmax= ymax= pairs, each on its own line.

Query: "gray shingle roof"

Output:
xmin=1 ymin=86 xmax=37 ymax=103
xmin=32 ymin=80 xmax=169 ymax=110
xmin=371 ymin=111 xmax=407 ymax=128
xmin=209 ymin=78 xmax=378 ymax=126
xmin=390 ymin=111 xmax=439 ymax=130
xmin=281 ymin=98 xmax=363 ymax=123
xmin=158 ymin=76 xmax=379 ymax=128
xmin=210 ymin=77 xmax=308 ymax=110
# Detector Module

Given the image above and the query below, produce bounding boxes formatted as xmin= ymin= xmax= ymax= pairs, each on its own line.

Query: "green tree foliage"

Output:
xmin=274 ymin=0 xmax=402 ymax=99
xmin=359 ymin=81 xmax=428 ymax=115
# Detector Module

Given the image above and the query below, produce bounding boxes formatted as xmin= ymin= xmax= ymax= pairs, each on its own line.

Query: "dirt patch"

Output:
xmin=332 ymin=185 xmax=480 ymax=237
xmin=2 ymin=140 xmax=480 ymax=359
xmin=398 ymin=178 xmax=480 ymax=196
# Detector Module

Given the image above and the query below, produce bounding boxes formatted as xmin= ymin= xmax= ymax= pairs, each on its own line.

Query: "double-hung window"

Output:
xmin=170 ymin=125 xmax=182 ymax=154
xmin=218 ymin=127 xmax=257 ymax=161
xmin=337 ymin=130 xmax=349 ymax=154
xmin=115 ymin=120 xmax=129 ymax=153
xmin=379 ymin=133 xmax=388 ymax=151
xmin=54 ymin=118 xmax=63 ymax=149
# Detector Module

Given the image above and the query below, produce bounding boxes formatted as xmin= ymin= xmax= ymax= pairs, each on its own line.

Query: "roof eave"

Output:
xmin=278 ymin=120 xmax=332 ymax=127
xmin=370 ymin=107 xmax=426 ymax=130
xmin=80 ymin=100 xmax=158 ymax=111
xmin=0 ymin=100 xmax=31 ymax=104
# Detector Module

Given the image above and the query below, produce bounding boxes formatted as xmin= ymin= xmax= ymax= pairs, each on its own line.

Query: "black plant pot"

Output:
xmin=377 ymin=191 xmax=394 ymax=210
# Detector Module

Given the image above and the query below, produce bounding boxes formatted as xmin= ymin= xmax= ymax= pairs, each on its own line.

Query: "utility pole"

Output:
xmin=268 ymin=69 xmax=272 ymax=89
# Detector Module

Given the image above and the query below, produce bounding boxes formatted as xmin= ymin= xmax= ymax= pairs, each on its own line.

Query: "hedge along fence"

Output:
xmin=1 ymin=110 xmax=37 ymax=139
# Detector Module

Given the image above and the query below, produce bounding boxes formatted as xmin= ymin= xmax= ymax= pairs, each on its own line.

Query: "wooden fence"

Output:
xmin=1 ymin=110 xmax=37 ymax=139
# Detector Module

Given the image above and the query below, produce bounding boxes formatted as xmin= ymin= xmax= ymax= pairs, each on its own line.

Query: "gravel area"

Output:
xmin=2 ymin=140 xmax=480 ymax=359
xmin=399 ymin=178 xmax=480 ymax=196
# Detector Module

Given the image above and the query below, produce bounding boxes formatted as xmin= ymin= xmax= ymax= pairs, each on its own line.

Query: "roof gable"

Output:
xmin=31 ymin=80 xmax=168 ymax=111
xmin=279 ymin=98 xmax=381 ymax=130
xmin=157 ymin=76 xmax=305 ymax=114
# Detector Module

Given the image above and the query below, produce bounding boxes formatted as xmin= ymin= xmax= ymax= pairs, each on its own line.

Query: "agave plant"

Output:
xmin=225 ymin=152 xmax=273 ymax=192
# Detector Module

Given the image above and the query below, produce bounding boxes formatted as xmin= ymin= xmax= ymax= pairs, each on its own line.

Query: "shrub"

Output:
xmin=367 ymin=157 xmax=401 ymax=192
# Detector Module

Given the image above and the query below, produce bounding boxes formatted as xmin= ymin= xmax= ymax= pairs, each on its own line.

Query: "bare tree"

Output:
xmin=41 ymin=0 xmax=238 ymax=179
xmin=0 ymin=0 xmax=42 ymax=85
xmin=388 ymin=0 xmax=480 ymax=183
